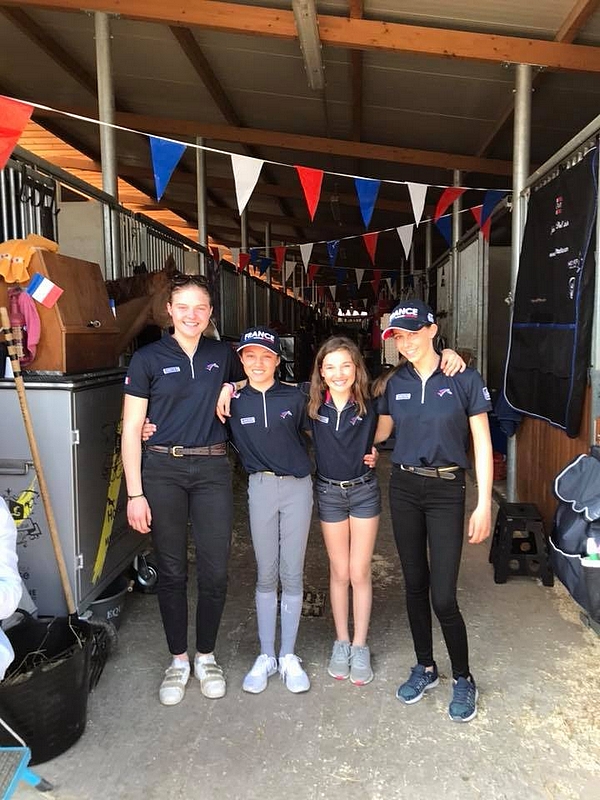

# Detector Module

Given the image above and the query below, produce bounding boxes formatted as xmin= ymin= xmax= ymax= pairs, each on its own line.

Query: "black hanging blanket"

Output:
xmin=505 ymin=149 xmax=597 ymax=437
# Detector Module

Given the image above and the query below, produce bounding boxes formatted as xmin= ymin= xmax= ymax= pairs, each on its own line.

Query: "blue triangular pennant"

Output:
xmin=259 ymin=257 xmax=272 ymax=276
xmin=327 ymin=240 xmax=340 ymax=267
xmin=481 ymin=190 xmax=506 ymax=225
xmin=149 ymin=136 xmax=186 ymax=202
xmin=354 ymin=178 xmax=381 ymax=228
xmin=435 ymin=216 xmax=452 ymax=247
xmin=249 ymin=248 xmax=260 ymax=265
xmin=335 ymin=267 xmax=346 ymax=284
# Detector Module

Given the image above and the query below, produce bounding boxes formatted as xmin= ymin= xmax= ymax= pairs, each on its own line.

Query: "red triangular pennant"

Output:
xmin=274 ymin=246 xmax=287 ymax=271
xmin=308 ymin=263 xmax=320 ymax=283
xmin=238 ymin=252 xmax=251 ymax=274
xmin=0 ymin=97 xmax=34 ymax=170
xmin=434 ymin=187 xmax=466 ymax=222
xmin=362 ymin=232 xmax=379 ymax=265
xmin=470 ymin=205 xmax=492 ymax=241
xmin=295 ymin=166 xmax=324 ymax=221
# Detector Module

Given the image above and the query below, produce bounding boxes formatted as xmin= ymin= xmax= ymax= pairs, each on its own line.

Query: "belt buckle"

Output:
xmin=339 ymin=480 xmax=351 ymax=489
xmin=170 ymin=445 xmax=185 ymax=458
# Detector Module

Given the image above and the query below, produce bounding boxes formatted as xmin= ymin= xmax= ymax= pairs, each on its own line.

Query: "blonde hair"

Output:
xmin=307 ymin=336 xmax=370 ymax=418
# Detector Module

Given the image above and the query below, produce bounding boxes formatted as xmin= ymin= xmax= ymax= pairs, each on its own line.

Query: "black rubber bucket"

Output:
xmin=0 ymin=614 xmax=91 ymax=765
xmin=88 ymin=574 xmax=130 ymax=630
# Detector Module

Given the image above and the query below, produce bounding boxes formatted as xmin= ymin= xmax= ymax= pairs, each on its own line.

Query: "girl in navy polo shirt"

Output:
xmin=122 ymin=274 xmax=243 ymax=707
xmin=374 ymin=300 xmax=493 ymax=722
xmin=227 ymin=327 xmax=314 ymax=695
xmin=306 ymin=336 xmax=464 ymax=687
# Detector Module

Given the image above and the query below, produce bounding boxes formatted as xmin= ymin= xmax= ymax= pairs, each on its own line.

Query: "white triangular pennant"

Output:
xmin=355 ymin=268 xmax=365 ymax=289
xmin=284 ymin=259 xmax=295 ymax=284
xmin=230 ymin=247 xmax=240 ymax=267
xmin=407 ymin=183 xmax=428 ymax=227
xmin=329 ymin=284 xmax=336 ymax=301
xmin=299 ymin=242 xmax=314 ymax=272
xmin=362 ymin=298 xmax=368 ymax=308
xmin=385 ymin=278 xmax=393 ymax=295
xmin=396 ymin=224 xmax=414 ymax=259
xmin=230 ymin=154 xmax=264 ymax=215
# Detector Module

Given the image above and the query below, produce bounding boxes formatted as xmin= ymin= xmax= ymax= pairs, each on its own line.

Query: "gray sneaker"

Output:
xmin=327 ymin=640 xmax=351 ymax=680
xmin=350 ymin=645 xmax=374 ymax=686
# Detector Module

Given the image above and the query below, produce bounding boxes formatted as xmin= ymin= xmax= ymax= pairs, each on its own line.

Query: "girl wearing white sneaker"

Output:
xmin=227 ymin=327 xmax=313 ymax=694
xmin=122 ymin=274 xmax=244 ymax=706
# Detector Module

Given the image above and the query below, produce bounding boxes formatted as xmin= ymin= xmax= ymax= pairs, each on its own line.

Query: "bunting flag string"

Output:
xmin=299 ymin=242 xmax=314 ymax=272
xmin=231 ymin=153 xmax=264 ymax=214
xmin=296 ymin=165 xmax=324 ymax=221
xmin=355 ymin=268 xmax=364 ymax=289
xmin=238 ymin=252 xmax=251 ymax=274
xmin=407 ymin=183 xmax=428 ymax=227
xmin=274 ymin=245 xmax=287 ymax=271
xmin=149 ymin=136 xmax=186 ymax=201
xmin=434 ymin=187 xmax=466 ymax=222
xmin=0 ymin=96 xmax=34 ymax=170
xmin=326 ymin=240 xmax=340 ymax=267
xmin=362 ymin=231 xmax=379 ymax=265
xmin=354 ymin=178 xmax=381 ymax=228
xmin=396 ymin=224 xmax=414 ymax=260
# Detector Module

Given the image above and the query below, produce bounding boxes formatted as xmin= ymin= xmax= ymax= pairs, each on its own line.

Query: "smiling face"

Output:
xmin=392 ymin=324 xmax=437 ymax=368
xmin=167 ymin=285 xmax=213 ymax=344
xmin=320 ymin=348 xmax=357 ymax=398
xmin=239 ymin=345 xmax=280 ymax=391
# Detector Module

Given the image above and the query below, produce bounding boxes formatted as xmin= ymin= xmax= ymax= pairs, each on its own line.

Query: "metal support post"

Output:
xmin=451 ymin=169 xmax=462 ymax=346
xmin=507 ymin=63 xmax=532 ymax=502
xmin=196 ymin=137 xmax=207 ymax=275
xmin=95 ymin=12 xmax=120 ymax=278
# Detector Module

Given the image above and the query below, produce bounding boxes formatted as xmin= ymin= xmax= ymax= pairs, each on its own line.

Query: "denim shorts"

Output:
xmin=316 ymin=473 xmax=381 ymax=523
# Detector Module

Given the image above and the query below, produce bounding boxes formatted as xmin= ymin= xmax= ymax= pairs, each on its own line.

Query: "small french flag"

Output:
xmin=26 ymin=272 xmax=64 ymax=308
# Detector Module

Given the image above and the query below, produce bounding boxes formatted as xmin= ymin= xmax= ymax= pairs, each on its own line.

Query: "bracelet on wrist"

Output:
xmin=127 ymin=493 xmax=145 ymax=500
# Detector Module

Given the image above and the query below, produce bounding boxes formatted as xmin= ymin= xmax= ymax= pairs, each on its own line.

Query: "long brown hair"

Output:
xmin=307 ymin=336 xmax=370 ymax=419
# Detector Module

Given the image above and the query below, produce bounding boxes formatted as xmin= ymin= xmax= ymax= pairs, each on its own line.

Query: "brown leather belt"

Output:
xmin=147 ymin=443 xmax=227 ymax=457
xmin=399 ymin=464 xmax=460 ymax=481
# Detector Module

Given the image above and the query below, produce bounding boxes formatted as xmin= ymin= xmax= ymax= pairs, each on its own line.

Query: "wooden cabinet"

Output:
xmin=0 ymin=250 xmax=119 ymax=373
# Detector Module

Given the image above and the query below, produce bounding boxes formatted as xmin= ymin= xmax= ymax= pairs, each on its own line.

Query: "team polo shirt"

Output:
xmin=124 ymin=334 xmax=243 ymax=447
xmin=376 ymin=364 xmax=492 ymax=469
xmin=228 ymin=381 xmax=312 ymax=478
xmin=306 ymin=393 xmax=378 ymax=482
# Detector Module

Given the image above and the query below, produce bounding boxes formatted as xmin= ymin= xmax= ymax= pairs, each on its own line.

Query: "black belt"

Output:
xmin=317 ymin=472 xmax=375 ymax=489
xmin=147 ymin=443 xmax=227 ymax=457
xmin=399 ymin=464 xmax=460 ymax=481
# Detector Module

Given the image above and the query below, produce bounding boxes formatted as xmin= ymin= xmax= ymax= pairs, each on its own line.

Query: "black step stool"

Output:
xmin=489 ymin=501 xmax=554 ymax=586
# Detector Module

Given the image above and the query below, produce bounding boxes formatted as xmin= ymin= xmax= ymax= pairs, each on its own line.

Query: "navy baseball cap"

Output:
xmin=382 ymin=300 xmax=436 ymax=339
xmin=237 ymin=326 xmax=281 ymax=355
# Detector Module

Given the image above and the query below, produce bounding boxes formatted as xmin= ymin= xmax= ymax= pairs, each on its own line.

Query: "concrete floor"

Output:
xmin=11 ymin=453 xmax=600 ymax=800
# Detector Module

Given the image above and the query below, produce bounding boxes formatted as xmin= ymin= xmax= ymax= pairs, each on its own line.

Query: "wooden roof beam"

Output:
xmin=476 ymin=0 xmax=600 ymax=157
xmin=32 ymin=106 xmax=514 ymax=176
xmin=8 ymin=0 xmax=600 ymax=73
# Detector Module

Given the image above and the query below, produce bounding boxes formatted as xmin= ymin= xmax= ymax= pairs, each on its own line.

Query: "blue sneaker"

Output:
xmin=396 ymin=663 xmax=439 ymax=704
xmin=448 ymin=676 xmax=478 ymax=722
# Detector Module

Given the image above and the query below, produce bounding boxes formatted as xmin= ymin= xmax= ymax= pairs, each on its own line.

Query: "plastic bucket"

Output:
xmin=88 ymin=574 xmax=129 ymax=630
xmin=0 ymin=614 xmax=91 ymax=765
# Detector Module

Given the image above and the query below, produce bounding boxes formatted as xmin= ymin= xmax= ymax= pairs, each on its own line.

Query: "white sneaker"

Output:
xmin=194 ymin=653 xmax=226 ymax=699
xmin=159 ymin=660 xmax=190 ymax=706
xmin=279 ymin=654 xmax=310 ymax=693
xmin=243 ymin=654 xmax=278 ymax=694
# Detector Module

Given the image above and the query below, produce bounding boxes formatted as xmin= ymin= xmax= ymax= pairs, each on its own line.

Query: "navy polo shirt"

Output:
xmin=376 ymin=364 xmax=492 ymax=468
xmin=307 ymin=393 xmax=378 ymax=482
xmin=228 ymin=381 xmax=312 ymax=478
xmin=124 ymin=334 xmax=244 ymax=447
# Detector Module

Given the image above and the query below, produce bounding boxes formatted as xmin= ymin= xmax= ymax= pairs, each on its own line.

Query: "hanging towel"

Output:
xmin=0 ymin=234 xmax=58 ymax=284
